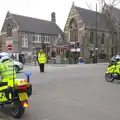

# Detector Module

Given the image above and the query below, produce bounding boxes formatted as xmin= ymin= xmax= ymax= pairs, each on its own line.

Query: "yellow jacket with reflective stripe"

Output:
xmin=38 ymin=53 xmax=46 ymax=64
xmin=0 ymin=60 xmax=16 ymax=87
xmin=107 ymin=61 xmax=120 ymax=74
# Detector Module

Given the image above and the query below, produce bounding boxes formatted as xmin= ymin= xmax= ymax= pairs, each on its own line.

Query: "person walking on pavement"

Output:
xmin=38 ymin=49 xmax=46 ymax=72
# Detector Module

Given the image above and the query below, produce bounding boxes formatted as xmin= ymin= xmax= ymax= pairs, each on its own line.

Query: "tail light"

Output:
xmin=22 ymin=101 xmax=29 ymax=108
xmin=15 ymin=85 xmax=30 ymax=90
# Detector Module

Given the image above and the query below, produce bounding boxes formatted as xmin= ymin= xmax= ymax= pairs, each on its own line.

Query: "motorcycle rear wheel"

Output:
xmin=9 ymin=100 xmax=25 ymax=118
xmin=105 ymin=73 xmax=114 ymax=82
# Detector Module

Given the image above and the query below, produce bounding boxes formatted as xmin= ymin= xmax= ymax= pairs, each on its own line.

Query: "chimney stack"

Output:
xmin=51 ymin=12 xmax=56 ymax=23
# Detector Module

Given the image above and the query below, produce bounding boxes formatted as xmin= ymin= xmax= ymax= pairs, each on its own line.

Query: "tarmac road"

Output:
xmin=1 ymin=64 xmax=120 ymax=120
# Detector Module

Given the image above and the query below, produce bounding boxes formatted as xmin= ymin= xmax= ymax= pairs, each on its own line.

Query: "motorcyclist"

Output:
xmin=110 ymin=53 xmax=120 ymax=65
xmin=115 ymin=55 xmax=120 ymax=64
xmin=111 ymin=55 xmax=120 ymax=75
xmin=0 ymin=56 xmax=16 ymax=87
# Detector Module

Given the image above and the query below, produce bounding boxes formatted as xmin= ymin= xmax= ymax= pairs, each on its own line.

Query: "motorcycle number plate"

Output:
xmin=18 ymin=92 xmax=28 ymax=101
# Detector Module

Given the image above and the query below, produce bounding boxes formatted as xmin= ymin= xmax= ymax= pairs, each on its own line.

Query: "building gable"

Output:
xmin=6 ymin=11 xmax=11 ymax=19
xmin=64 ymin=3 xmax=84 ymax=32
xmin=1 ymin=11 xmax=19 ymax=33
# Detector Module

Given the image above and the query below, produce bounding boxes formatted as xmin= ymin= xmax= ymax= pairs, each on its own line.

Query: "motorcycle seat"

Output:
xmin=0 ymin=82 xmax=7 ymax=87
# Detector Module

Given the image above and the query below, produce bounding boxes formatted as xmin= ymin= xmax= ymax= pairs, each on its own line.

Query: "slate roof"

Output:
xmin=11 ymin=13 xmax=63 ymax=35
xmin=75 ymin=6 xmax=112 ymax=31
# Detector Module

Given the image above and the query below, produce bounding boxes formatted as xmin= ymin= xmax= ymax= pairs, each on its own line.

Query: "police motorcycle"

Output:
xmin=105 ymin=55 xmax=120 ymax=82
xmin=0 ymin=56 xmax=32 ymax=118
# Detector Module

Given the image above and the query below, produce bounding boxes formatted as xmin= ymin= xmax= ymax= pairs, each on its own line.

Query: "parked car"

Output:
xmin=11 ymin=59 xmax=24 ymax=73
xmin=0 ymin=52 xmax=24 ymax=73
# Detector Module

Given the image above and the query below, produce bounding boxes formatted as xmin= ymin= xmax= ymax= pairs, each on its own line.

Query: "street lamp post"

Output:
xmin=95 ymin=3 xmax=98 ymax=63
xmin=95 ymin=47 xmax=98 ymax=61
xmin=75 ymin=29 xmax=77 ymax=53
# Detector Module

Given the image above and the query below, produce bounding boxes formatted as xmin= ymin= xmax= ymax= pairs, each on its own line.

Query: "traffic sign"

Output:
xmin=7 ymin=44 xmax=12 ymax=50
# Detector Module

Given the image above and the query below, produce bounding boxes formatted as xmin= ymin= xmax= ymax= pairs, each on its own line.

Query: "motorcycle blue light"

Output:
xmin=25 ymin=72 xmax=31 ymax=76
xmin=25 ymin=72 xmax=31 ymax=82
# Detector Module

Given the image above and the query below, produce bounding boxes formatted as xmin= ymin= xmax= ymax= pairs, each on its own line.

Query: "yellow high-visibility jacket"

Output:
xmin=0 ymin=60 xmax=16 ymax=87
xmin=38 ymin=53 xmax=46 ymax=64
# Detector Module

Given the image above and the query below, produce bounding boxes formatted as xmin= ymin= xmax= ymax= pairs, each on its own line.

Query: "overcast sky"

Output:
xmin=0 ymin=0 xmax=119 ymax=31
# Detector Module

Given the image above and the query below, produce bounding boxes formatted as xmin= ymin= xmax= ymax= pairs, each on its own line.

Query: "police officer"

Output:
xmin=0 ymin=56 xmax=16 ymax=87
xmin=38 ymin=49 xmax=46 ymax=72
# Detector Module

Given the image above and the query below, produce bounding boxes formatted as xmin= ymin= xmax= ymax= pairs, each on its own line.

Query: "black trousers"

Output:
xmin=39 ymin=64 xmax=44 ymax=72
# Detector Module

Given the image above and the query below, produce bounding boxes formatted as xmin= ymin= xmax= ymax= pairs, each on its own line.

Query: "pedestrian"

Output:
xmin=79 ymin=57 xmax=84 ymax=64
xmin=19 ymin=54 xmax=23 ymax=63
xmin=33 ymin=54 xmax=37 ymax=66
xmin=38 ymin=49 xmax=46 ymax=72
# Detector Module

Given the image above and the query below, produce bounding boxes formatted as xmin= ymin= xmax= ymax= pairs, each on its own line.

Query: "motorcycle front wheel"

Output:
xmin=9 ymin=100 xmax=25 ymax=118
xmin=105 ymin=73 xmax=114 ymax=82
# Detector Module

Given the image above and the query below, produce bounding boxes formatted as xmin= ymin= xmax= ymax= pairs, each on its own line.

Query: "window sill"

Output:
xmin=6 ymin=37 xmax=12 ymax=39
xmin=44 ymin=42 xmax=50 ymax=44
xmin=33 ymin=41 xmax=41 ymax=43
xmin=22 ymin=46 xmax=28 ymax=48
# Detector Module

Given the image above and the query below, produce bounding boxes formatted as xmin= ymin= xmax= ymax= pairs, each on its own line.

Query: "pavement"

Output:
xmin=1 ymin=63 xmax=120 ymax=120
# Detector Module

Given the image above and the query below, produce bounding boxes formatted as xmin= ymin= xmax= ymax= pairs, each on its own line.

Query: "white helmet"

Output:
xmin=115 ymin=55 xmax=120 ymax=60
xmin=0 ymin=56 xmax=10 ymax=63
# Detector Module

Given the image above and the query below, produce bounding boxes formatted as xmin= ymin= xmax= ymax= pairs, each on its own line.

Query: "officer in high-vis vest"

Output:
xmin=38 ymin=49 xmax=46 ymax=72
xmin=0 ymin=56 xmax=16 ymax=87
xmin=109 ymin=55 xmax=120 ymax=75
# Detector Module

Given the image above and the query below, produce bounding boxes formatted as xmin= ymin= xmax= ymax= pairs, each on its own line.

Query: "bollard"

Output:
xmin=25 ymin=72 xmax=31 ymax=82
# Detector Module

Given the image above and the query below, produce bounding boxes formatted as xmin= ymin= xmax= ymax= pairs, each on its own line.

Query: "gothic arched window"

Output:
xmin=7 ymin=24 xmax=12 ymax=37
xmin=101 ymin=33 xmax=104 ymax=44
xmin=69 ymin=18 xmax=78 ymax=42
xmin=90 ymin=31 xmax=93 ymax=44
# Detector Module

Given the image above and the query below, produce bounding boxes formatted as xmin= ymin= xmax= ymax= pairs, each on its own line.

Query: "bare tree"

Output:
xmin=97 ymin=0 xmax=120 ymax=8
xmin=86 ymin=0 xmax=93 ymax=10
xmin=86 ymin=0 xmax=120 ymax=13
xmin=86 ymin=0 xmax=120 ymax=56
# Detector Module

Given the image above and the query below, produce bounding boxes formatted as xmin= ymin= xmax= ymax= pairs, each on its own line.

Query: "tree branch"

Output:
xmin=112 ymin=0 xmax=117 ymax=5
xmin=97 ymin=0 xmax=106 ymax=10
xmin=86 ymin=0 xmax=93 ymax=10
xmin=113 ymin=0 xmax=120 ymax=6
